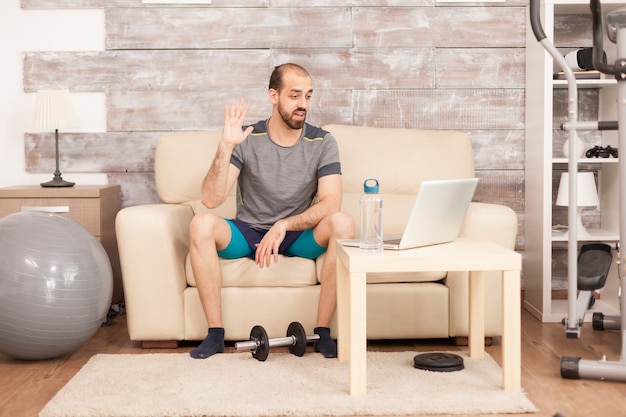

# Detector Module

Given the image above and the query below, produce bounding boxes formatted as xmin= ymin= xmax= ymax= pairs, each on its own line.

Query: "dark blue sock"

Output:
xmin=313 ymin=327 xmax=337 ymax=358
xmin=190 ymin=327 xmax=225 ymax=359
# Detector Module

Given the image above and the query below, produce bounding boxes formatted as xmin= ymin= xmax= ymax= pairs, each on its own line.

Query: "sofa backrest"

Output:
xmin=323 ymin=124 xmax=475 ymax=234
xmin=324 ymin=124 xmax=474 ymax=193
xmin=155 ymin=130 xmax=222 ymax=204
xmin=154 ymin=125 xmax=476 ymax=233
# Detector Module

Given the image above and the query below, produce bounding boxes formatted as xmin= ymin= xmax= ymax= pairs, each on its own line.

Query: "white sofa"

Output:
xmin=116 ymin=124 xmax=518 ymax=346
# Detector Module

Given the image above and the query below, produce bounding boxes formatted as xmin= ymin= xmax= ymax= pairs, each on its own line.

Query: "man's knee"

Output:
xmin=329 ymin=211 xmax=355 ymax=238
xmin=190 ymin=213 xmax=221 ymax=243
xmin=315 ymin=211 xmax=354 ymax=246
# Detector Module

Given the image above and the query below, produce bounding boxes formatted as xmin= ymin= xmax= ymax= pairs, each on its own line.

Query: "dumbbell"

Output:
xmin=235 ymin=321 xmax=319 ymax=361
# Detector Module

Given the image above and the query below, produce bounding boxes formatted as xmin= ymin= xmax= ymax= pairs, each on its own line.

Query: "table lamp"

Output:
xmin=33 ymin=90 xmax=79 ymax=187
xmin=556 ymin=172 xmax=599 ymax=237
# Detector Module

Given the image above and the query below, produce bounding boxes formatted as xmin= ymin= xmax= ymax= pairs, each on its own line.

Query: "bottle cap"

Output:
xmin=363 ymin=178 xmax=379 ymax=193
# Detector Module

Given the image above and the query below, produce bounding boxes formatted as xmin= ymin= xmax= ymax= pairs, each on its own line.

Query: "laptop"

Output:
xmin=341 ymin=178 xmax=478 ymax=250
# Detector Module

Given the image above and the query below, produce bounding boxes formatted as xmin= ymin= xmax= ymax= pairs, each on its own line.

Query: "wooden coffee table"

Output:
xmin=336 ymin=238 xmax=522 ymax=395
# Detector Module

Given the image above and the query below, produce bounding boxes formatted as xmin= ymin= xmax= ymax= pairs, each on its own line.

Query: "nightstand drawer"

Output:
xmin=0 ymin=198 xmax=103 ymax=236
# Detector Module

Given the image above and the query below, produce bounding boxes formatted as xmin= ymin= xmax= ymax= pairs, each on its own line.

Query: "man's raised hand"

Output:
xmin=222 ymin=99 xmax=254 ymax=146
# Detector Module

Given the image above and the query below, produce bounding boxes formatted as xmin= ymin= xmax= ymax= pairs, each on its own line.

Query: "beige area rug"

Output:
xmin=39 ymin=351 xmax=537 ymax=417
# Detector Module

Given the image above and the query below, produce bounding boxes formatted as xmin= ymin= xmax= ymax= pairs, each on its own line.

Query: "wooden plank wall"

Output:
xmin=21 ymin=0 xmax=593 ymax=256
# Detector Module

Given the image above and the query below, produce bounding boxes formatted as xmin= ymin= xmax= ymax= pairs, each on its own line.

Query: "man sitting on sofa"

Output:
xmin=189 ymin=63 xmax=355 ymax=359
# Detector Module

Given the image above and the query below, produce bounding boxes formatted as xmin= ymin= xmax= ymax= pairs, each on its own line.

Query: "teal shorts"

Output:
xmin=217 ymin=219 xmax=326 ymax=260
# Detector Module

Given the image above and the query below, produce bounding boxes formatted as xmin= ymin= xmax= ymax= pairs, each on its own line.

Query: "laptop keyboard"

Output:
xmin=383 ymin=238 xmax=401 ymax=245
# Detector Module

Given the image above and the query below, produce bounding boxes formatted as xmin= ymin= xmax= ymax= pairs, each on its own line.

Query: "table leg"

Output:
xmin=348 ymin=271 xmax=367 ymax=396
xmin=336 ymin=256 xmax=350 ymax=362
xmin=502 ymin=269 xmax=522 ymax=392
xmin=468 ymin=271 xmax=485 ymax=359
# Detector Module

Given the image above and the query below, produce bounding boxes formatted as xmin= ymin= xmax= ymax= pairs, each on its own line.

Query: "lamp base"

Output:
xmin=40 ymin=176 xmax=75 ymax=188
xmin=576 ymin=209 xmax=593 ymax=238
xmin=41 ymin=130 xmax=75 ymax=188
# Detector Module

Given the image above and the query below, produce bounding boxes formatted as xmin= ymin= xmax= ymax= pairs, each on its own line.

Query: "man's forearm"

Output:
xmin=201 ymin=142 xmax=236 ymax=208
xmin=279 ymin=197 xmax=341 ymax=232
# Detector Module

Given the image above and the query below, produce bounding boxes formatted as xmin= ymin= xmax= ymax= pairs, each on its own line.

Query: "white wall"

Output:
xmin=0 ymin=1 xmax=107 ymax=187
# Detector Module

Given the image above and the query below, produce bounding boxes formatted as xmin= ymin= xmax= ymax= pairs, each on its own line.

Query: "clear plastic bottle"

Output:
xmin=359 ymin=178 xmax=383 ymax=253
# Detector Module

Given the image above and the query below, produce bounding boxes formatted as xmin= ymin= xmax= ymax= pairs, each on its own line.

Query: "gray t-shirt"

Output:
xmin=230 ymin=120 xmax=341 ymax=230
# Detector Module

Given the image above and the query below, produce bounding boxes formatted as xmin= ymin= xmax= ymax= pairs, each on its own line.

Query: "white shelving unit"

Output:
xmin=524 ymin=0 xmax=623 ymax=322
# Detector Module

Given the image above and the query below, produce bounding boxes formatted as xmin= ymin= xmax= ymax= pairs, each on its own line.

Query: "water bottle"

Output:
xmin=359 ymin=178 xmax=383 ymax=253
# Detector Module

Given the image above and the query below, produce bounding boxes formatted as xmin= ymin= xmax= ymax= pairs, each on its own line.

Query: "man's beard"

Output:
xmin=279 ymin=104 xmax=306 ymax=130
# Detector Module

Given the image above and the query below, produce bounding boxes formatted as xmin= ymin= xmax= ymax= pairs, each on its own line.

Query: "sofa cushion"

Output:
xmin=366 ymin=271 xmax=447 ymax=283
xmin=185 ymin=254 xmax=317 ymax=287
xmin=314 ymin=254 xmax=446 ymax=284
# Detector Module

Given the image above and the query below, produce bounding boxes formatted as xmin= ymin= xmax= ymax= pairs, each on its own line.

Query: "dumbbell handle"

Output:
xmin=235 ymin=334 xmax=319 ymax=351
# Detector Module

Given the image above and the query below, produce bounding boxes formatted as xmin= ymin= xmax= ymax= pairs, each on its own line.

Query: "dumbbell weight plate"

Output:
xmin=413 ymin=352 xmax=464 ymax=372
xmin=250 ymin=325 xmax=270 ymax=361
xmin=287 ymin=321 xmax=308 ymax=357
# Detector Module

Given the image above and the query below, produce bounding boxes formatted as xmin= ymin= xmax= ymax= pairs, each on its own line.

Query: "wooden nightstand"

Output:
xmin=0 ymin=185 xmax=123 ymax=304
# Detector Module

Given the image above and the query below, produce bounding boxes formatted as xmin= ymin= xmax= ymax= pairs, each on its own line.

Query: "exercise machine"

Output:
xmin=529 ymin=0 xmax=626 ymax=382
xmin=567 ymin=243 xmax=612 ymax=330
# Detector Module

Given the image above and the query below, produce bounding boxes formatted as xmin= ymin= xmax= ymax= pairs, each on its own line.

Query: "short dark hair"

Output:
xmin=268 ymin=63 xmax=311 ymax=91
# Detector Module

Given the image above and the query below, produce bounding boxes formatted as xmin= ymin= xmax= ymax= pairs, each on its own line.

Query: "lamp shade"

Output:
xmin=556 ymin=172 xmax=599 ymax=207
xmin=33 ymin=90 xmax=78 ymax=131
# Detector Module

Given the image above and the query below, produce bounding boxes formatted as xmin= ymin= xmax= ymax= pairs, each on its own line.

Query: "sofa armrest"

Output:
xmin=116 ymin=203 xmax=194 ymax=341
xmin=448 ymin=202 xmax=519 ymax=337
xmin=458 ymin=202 xmax=518 ymax=249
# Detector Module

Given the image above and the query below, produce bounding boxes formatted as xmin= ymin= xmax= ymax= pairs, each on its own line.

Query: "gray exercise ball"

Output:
xmin=0 ymin=211 xmax=113 ymax=360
